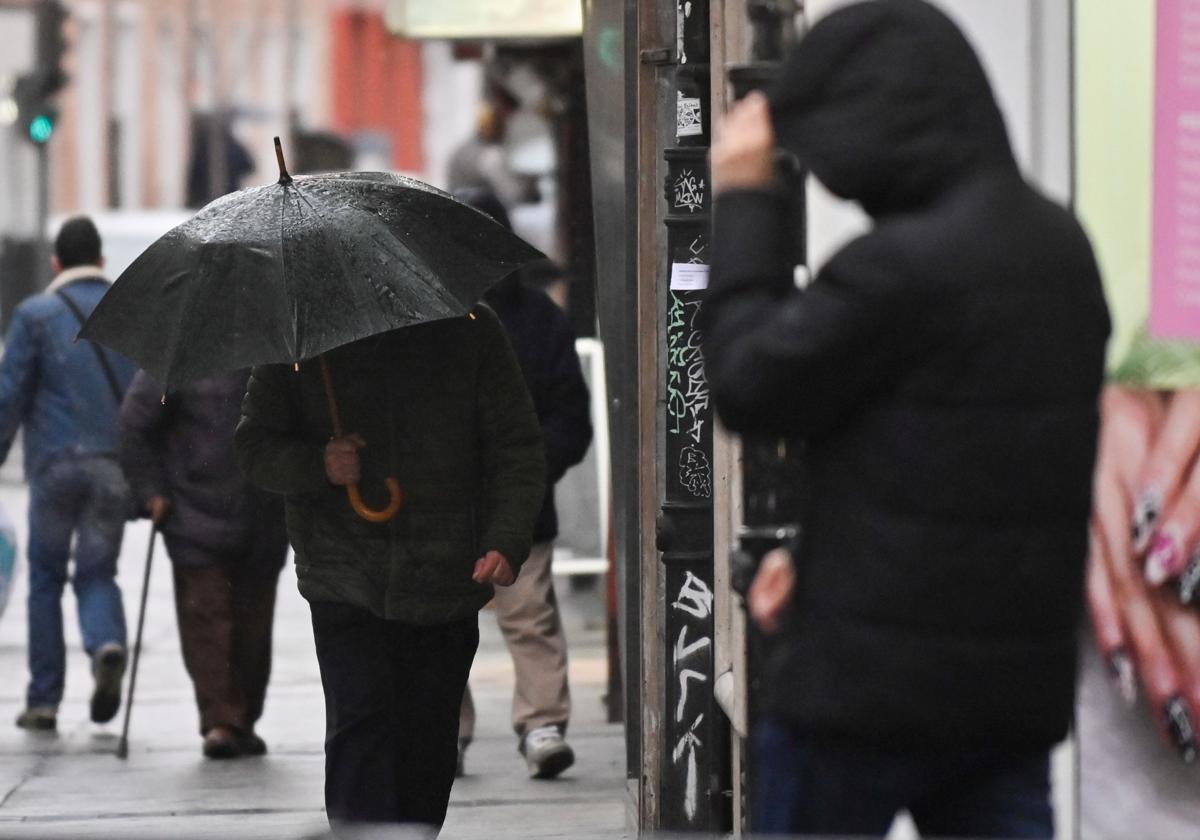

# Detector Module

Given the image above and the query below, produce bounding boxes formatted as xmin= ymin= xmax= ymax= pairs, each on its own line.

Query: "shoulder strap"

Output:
xmin=56 ymin=289 xmax=124 ymax=405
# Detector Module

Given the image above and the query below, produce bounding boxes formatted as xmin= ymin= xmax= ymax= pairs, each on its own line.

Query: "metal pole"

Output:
xmin=35 ymin=141 xmax=49 ymax=289
xmin=283 ymin=0 xmax=299 ymax=143
xmin=656 ymin=0 xmax=725 ymax=832
xmin=202 ymin=0 xmax=227 ymax=203
xmin=634 ymin=0 xmax=673 ymax=829
xmin=709 ymin=1 xmax=750 ymax=834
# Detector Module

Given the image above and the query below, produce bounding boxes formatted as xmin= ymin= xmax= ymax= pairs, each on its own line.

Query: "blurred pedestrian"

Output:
xmin=187 ymin=111 xmax=256 ymax=208
xmin=119 ymin=369 xmax=287 ymax=759
xmin=1 ymin=216 xmax=136 ymax=733
xmin=235 ymin=310 xmax=544 ymax=837
xmin=453 ymin=188 xmax=593 ymax=780
xmin=702 ymin=1 xmax=1110 ymax=836
xmin=448 ymin=81 xmax=538 ymax=209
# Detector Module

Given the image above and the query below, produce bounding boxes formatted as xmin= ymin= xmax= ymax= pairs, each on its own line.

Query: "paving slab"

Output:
xmin=0 ymin=479 xmax=627 ymax=840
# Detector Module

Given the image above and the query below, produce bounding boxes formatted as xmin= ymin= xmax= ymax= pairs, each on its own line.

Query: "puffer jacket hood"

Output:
xmin=768 ymin=0 xmax=1017 ymax=216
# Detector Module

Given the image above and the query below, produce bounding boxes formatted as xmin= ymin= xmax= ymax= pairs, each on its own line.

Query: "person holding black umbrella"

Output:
xmin=119 ymin=368 xmax=287 ymax=759
xmin=78 ymin=144 xmax=548 ymax=836
xmin=235 ymin=309 xmax=544 ymax=835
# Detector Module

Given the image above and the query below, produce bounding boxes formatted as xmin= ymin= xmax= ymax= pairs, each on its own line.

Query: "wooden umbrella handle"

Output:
xmin=347 ymin=479 xmax=404 ymax=523
xmin=318 ymin=354 xmax=404 ymax=523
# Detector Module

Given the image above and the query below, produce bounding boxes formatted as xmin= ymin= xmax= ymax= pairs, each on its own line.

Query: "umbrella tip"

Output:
xmin=274 ymin=136 xmax=292 ymax=184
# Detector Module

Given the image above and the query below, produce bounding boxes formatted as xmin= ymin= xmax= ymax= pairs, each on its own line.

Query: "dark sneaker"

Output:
xmin=202 ymin=725 xmax=241 ymax=759
xmin=15 ymin=707 xmax=57 ymax=732
xmin=89 ymin=643 xmax=126 ymax=724
xmin=520 ymin=725 xmax=574 ymax=779
xmin=236 ymin=730 xmax=268 ymax=756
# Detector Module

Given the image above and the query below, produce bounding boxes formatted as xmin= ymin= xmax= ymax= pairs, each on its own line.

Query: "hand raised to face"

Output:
xmin=712 ymin=92 xmax=778 ymax=194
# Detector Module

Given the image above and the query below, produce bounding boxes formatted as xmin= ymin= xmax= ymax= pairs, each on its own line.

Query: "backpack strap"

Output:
xmin=56 ymin=289 xmax=124 ymax=405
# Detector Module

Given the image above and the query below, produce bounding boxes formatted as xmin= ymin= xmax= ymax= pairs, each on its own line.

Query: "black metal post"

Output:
xmin=35 ymin=141 xmax=50 ymax=289
xmin=656 ymin=0 xmax=724 ymax=831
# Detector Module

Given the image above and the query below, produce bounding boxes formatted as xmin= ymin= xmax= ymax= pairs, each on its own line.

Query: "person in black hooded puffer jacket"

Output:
xmin=701 ymin=1 xmax=1110 ymax=836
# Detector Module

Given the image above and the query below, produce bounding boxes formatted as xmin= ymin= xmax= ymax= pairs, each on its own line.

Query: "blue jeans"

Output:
xmin=26 ymin=456 xmax=128 ymax=709
xmin=754 ymin=720 xmax=1054 ymax=838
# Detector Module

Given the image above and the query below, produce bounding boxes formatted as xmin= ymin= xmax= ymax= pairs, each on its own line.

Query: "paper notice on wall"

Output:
xmin=1152 ymin=0 xmax=1200 ymax=339
xmin=677 ymin=93 xmax=703 ymax=138
xmin=670 ymin=263 xmax=710 ymax=291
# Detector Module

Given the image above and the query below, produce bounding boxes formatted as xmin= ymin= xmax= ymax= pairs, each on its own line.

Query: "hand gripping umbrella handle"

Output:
xmin=318 ymin=355 xmax=404 ymax=523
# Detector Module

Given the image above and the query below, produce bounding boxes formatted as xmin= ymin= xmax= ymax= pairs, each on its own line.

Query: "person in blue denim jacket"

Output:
xmin=1 ymin=217 xmax=137 ymax=733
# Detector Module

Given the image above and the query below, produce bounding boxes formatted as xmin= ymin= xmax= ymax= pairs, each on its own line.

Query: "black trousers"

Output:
xmin=310 ymin=601 xmax=479 ymax=834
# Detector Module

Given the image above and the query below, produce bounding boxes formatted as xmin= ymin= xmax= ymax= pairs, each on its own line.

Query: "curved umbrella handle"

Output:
xmin=345 ymin=478 xmax=404 ymax=523
xmin=319 ymin=354 xmax=404 ymax=523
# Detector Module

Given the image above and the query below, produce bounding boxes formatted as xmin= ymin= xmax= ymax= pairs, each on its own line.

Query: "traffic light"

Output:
xmin=13 ymin=75 xmax=57 ymax=145
xmin=34 ymin=0 xmax=69 ymax=98
xmin=12 ymin=1 xmax=68 ymax=147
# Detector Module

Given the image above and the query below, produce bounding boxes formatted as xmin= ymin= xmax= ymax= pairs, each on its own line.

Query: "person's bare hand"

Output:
xmin=1089 ymin=386 xmax=1200 ymax=761
xmin=712 ymin=92 xmax=777 ymax=193
xmin=1133 ymin=391 xmax=1200 ymax=587
xmin=473 ymin=550 xmax=515 ymax=586
xmin=324 ymin=434 xmax=365 ymax=486
xmin=147 ymin=495 xmax=171 ymax=525
xmin=748 ymin=547 xmax=795 ymax=634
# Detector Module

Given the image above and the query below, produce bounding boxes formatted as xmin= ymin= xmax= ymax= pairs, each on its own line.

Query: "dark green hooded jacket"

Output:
xmin=235 ymin=306 xmax=545 ymax=624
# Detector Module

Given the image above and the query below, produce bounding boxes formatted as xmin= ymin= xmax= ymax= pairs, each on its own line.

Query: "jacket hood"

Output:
xmin=768 ymin=0 xmax=1017 ymax=216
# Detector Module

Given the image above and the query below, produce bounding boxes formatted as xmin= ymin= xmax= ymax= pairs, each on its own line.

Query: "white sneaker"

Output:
xmin=520 ymin=725 xmax=574 ymax=779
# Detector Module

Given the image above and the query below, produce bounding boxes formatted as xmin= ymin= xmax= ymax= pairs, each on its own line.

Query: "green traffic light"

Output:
xmin=29 ymin=114 xmax=54 ymax=144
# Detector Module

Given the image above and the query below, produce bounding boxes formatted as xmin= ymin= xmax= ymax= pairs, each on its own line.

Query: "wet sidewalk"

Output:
xmin=0 ymin=478 xmax=627 ymax=839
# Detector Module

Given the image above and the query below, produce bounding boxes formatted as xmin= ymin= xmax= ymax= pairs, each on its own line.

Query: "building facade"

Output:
xmin=0 ymin=0 xmax=481 ymax=236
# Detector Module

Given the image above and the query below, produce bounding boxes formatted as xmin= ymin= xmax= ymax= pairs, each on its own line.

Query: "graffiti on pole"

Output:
xmin=667 ymin=291 xmax=711 ymax=498
xmin=672 ymin=167 xmax=707 ymax=212
xmin=660 ymin=0 xmax=719 ymax=827
xmin=668 ymin=569 xmax=715 ymax=822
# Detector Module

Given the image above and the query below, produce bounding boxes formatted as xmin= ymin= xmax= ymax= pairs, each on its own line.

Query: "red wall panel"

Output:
xmin=330 ymin=10 xmax=424 ymax=172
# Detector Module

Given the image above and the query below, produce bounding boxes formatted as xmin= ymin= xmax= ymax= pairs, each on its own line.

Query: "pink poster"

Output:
xmin=1153 ymin=0 xmax=1200 ymax=339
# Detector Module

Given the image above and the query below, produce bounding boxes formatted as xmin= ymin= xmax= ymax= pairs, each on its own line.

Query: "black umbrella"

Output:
xmin=82 ymin=139 xmax=543 ymax=520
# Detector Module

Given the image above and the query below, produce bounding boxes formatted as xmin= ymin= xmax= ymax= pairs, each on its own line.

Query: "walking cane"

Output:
xmin=116 ymin=525 xmax=157 ymax=759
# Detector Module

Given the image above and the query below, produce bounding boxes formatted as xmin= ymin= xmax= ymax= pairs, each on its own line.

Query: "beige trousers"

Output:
xmin=459 ymin=541 xmax=570 ymax=740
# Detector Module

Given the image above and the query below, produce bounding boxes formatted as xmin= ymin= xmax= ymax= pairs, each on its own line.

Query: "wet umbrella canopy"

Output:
xmin=80 ymin=141 xmax=544 ymax=391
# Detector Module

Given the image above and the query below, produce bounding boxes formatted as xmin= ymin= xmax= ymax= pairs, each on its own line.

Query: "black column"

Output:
xmin=656 ymin=0 xmax=725 ymax=831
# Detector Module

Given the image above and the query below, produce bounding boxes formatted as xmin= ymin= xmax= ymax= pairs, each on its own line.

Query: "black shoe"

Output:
xmin=237 ymin=730 xmax=268 ymax=756
xmin=15 ymin=707 xmax=57 ymax=732
xmin=203 ymin=725 xmax=242 ymax=759
xmin=90 ymin=643 xmax=126 ymax=724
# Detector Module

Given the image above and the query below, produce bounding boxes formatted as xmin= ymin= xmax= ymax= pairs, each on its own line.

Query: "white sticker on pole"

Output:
xmin=677 ymin=92 xmax=703 ymax=138
xmin=670 ymin=262 xmax=710 ymax=291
